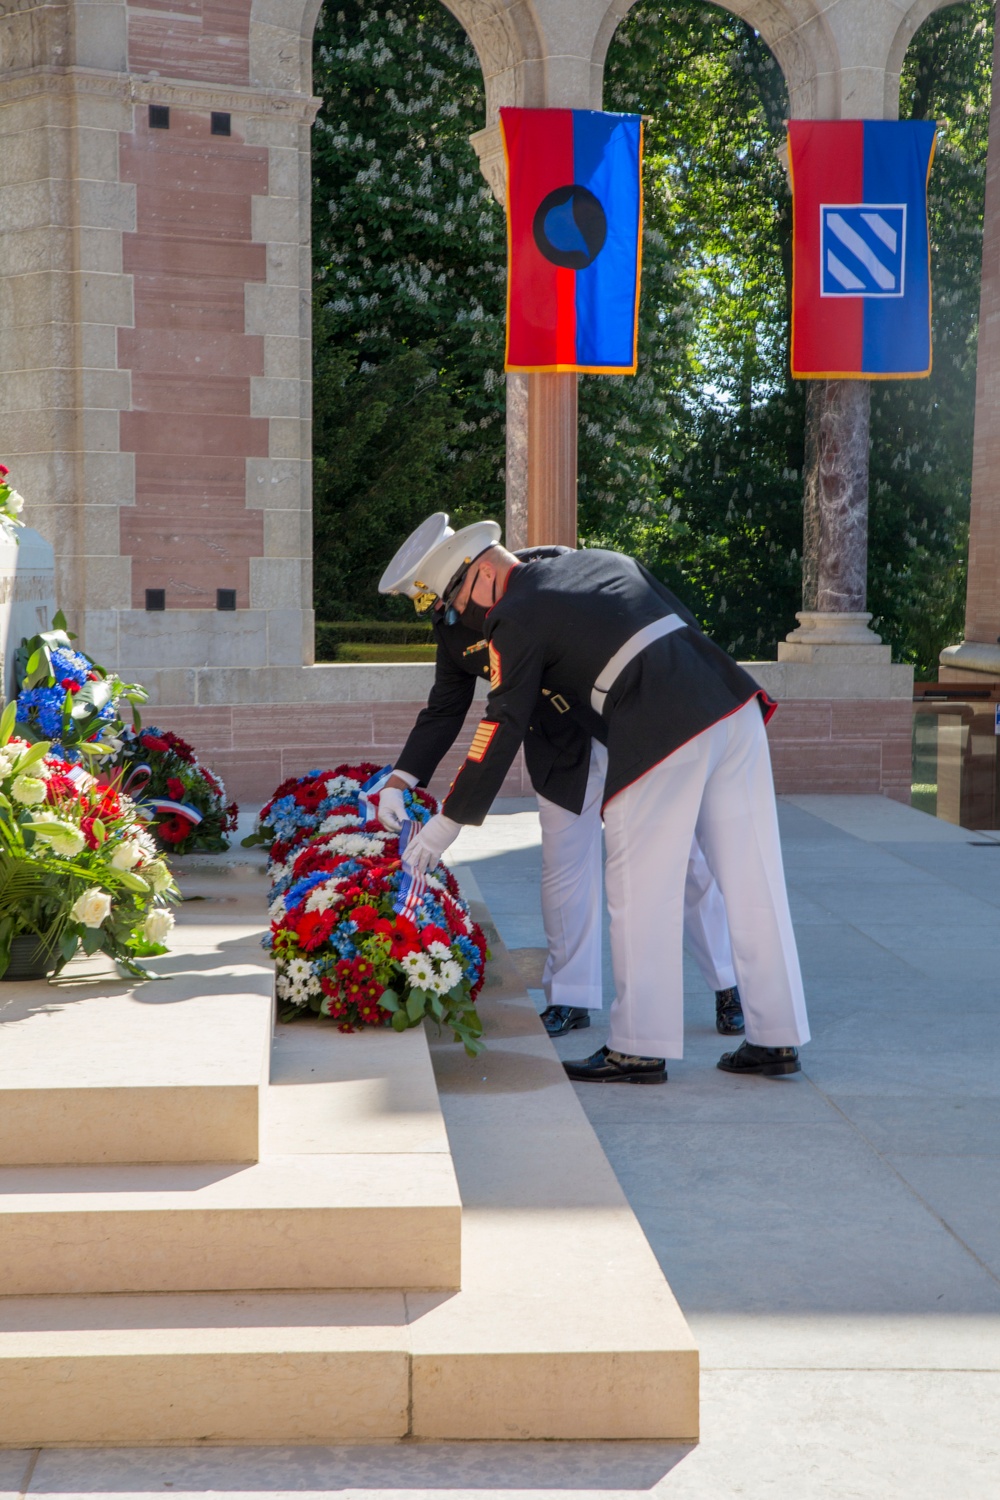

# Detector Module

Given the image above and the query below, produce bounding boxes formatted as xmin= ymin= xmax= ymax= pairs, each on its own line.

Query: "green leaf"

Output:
xmin=59 ymin=931 xmax=79 ymax=962
xmin=115 ymin=870 xmax=150 ymax=893
xmin=82 ymin=926 xmax=104 ymax=956
xmin=0 ymin=700 xmax=16 ymax=747
xmin=51 ymin=609 xmax=68 ymax=633
xmin=391 ymin=1010 xmax=409 ymax=1031
xmin=405 ymin=990 xmax=426 ymax=1023
xmin=13 ymin=742 xmax=51 ymax=774
xmin=378 ymin=988 xmax=400 ymax=1013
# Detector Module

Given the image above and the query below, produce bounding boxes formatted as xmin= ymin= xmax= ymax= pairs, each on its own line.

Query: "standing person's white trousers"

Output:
xmin=603 ymin=698 xmax=809 ymax=1059
xmin=536 ymin=741 xmax=738 ymax=1011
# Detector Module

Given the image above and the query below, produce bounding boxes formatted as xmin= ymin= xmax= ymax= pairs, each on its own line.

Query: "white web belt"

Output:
xmin=590 ymin=613 xmax=687 ymax=715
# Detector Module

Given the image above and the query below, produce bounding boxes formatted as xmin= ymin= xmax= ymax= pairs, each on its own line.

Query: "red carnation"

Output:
xmin=421 ymin=924 xmax=451 ymax=951
xmin=60 ymin=679 xmax=81 ymax=694
xmin=141 ymin=733 xmax=170 ymax=753
xmin=0 ymin=464 xmax=8 ymax=478
xmin=166 ymin=777 xmax=186 ymax=801
xmin=351 ymin=903 xmax=380 ymax=932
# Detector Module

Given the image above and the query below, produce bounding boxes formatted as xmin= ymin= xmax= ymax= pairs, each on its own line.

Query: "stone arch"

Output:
xmin=591 ymin=0 xmax=841 ymax=118
xmin=883 ymin=0 xmax=977 ymax=118
xmin=249 ymin=0 xmax=326 ymax=93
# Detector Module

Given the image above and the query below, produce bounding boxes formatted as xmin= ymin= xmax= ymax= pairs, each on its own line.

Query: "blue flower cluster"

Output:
xmin=16 ymin=644 xmax=114 ymax=756
xmin=453 ymin=932 xmax=484 ymax=985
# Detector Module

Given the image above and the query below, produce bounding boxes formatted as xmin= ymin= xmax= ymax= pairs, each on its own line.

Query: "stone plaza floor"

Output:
xmin=2 ymin=794 xmax=999 ymax=1497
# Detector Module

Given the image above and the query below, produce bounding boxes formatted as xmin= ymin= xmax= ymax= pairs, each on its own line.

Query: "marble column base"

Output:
xmin=779 ymin=610 xmax=890 ymax=666
xmin=939 ymin=640 xmax=1000 ymax=678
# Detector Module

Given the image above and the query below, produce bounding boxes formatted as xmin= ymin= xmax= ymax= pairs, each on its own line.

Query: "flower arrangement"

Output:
xmin=113 ymin=727 xmax=239 ymax=854
xmin=0 ymin=463 xmax=25 ymax=540
xmin=248 ymin=765 xmax=487 ymax=1056
xmin=0 ymin=701 xmax=178 ymax=978
xmin=14 ymin=614 xmax=237 ymax=853
xmin=15 ymin=613 xmax=146 ymax=762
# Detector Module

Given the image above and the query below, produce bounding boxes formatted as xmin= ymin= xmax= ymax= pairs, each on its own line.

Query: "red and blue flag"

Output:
xmin=789 ymin=120 xmax=936 ymax=379
xmin=500 ymin=107 xmax=643 ymax=374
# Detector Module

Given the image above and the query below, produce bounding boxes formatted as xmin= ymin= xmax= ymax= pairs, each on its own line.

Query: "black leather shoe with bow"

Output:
xmin=715 ymin=986 xmax=745 ymax=1036
xmin=717 ymin=1040 xmax=800 ymax=1076
xmin=563 ymin=1045 xmax=666 ymax=1085
xmin=540 ymin=1005 xmax=591 ymax=1037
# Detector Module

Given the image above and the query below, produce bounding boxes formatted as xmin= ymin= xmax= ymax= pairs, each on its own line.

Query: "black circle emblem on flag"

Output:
xmin=533 ymin=185 xmax=608 ymax=270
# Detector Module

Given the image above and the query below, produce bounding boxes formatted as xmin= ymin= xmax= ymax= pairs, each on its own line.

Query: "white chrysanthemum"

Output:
xmin=268 ymin=896 xmax=287 ymax=921
xmin=324 ymin=775 xmax=356 ymax=798
xmin=425 ymin=941 xmax=451 ymax=961
xmin=286 ymin=956 xmax=313 ymax=982
xmin=437 ymin=959 xmax=462 ymax=991
xmin=400 ymin=952 xmax=434 ymax=988
xmin=276 ymin=972 xmax=291 ymax=998
xmin=267 ymin=859 xmax=290 ymax=884
xmin=12 ymin=774 xmax=46 ymax=805
xmin=318 ymin=813 xmax=358 ymax=836
xmin=286 ymin=981 xmax=311 ymax=1006
xmin=304 ymin=880 xmax=344 ymax=913
xmin=33 ymin=819 xmax=85 ymax=857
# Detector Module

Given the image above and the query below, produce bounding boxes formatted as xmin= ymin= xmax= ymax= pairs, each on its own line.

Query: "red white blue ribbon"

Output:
xmin=359 ymin=764 xmax=393 ymax=825
xmin=144 ymin=797 xmax=203 ymax=827
xmin=394 ymin=820 xmax=426 ymax=919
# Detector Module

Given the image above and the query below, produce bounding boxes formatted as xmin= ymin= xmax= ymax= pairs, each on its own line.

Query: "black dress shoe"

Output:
xmin=715 ymin=986 xmax=745 ymax=1036
xmin=563 ymin=1045 xmax=666 ymax=1085
xmin=540 ymin=1005 xmax=591 ymax=1037
xmin=717 ymin=1040 xmax=800 ymax=1076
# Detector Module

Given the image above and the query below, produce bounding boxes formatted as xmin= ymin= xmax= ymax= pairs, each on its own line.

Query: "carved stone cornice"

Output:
xmin=0 ymin=64 xmax=321 ymax=124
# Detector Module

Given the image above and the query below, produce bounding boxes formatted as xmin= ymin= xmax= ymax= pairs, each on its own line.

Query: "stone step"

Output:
xmin=0 ymin=1152 xmax=461 ymax=1295
xmin=0 ymin=870 xmax=274 ymax=1166
xmin=0 ymin=867 xmax=699 ymax=1445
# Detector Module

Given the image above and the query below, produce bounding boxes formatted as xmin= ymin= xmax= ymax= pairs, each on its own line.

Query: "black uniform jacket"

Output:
xmin=396 ymin=548 xmax=601 ymax=816
xmin=440 ymin=547 xmax=774 ymax=827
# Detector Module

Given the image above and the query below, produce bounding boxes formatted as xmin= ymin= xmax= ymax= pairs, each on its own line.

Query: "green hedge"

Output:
xmin=316 ymin=619 xmax=434 ymax=661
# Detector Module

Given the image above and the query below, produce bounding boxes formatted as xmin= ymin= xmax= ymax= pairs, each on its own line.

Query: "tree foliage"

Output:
xmin=311 ymin=0 xmax=992 ymax=671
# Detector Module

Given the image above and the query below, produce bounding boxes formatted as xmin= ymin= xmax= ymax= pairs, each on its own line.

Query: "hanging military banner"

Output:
xmin=500 ymin=107 xmax=643 ymax=374
xmin=789 ymin=119 xmax=937 ymax=379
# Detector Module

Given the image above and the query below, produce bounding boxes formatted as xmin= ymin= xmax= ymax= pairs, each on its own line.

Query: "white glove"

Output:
xmin=378 ymin=785 xmax=408 ymax=833
xmin=402 ymin=813 xmax=461 ymax=874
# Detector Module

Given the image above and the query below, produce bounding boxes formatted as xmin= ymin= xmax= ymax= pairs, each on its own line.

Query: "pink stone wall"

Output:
xmin=127 ymin=0 xmax=251 ymax=88
xmin=765 ymin=699 xmax=913 ymax=803
xmin=118 ymin=104 xmax=268 ymax=608
xmin=146 ymin=696 xmax=912 ymax=808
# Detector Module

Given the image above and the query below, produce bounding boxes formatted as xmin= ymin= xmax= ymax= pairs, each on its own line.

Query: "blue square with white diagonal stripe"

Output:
xmin=820 ymin=204 xmax=906 ymax=297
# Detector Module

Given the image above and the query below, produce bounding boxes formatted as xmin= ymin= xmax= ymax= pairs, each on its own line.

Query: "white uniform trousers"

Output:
xmin=536 ymin=742 xmax=738 ymax=1010
xmin=603 ymin=697 xmax=809 ymax=1059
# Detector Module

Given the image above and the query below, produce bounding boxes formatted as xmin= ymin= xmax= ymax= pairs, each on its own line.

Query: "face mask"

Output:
xmin=459 ymin=599 xmax=489 ymax=635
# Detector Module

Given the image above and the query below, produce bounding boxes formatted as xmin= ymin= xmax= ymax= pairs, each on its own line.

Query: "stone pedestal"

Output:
xmin=0 ymin=528 xmax=57 ymax=702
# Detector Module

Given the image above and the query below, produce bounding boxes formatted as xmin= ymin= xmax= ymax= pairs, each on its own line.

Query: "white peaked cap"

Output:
xmin=378 ymin=512 xmax=502 ymax=602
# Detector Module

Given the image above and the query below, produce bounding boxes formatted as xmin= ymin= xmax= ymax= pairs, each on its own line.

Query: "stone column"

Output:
xmin=940 ymin=7 xmax=1000 ymax=679
xmin=505 ymin=373 xmax=529 ymax=548
xmin=527 ymin=373 xmax=578 ymax=547
xmin=781 ymin=379 xmax=884 ymax=653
